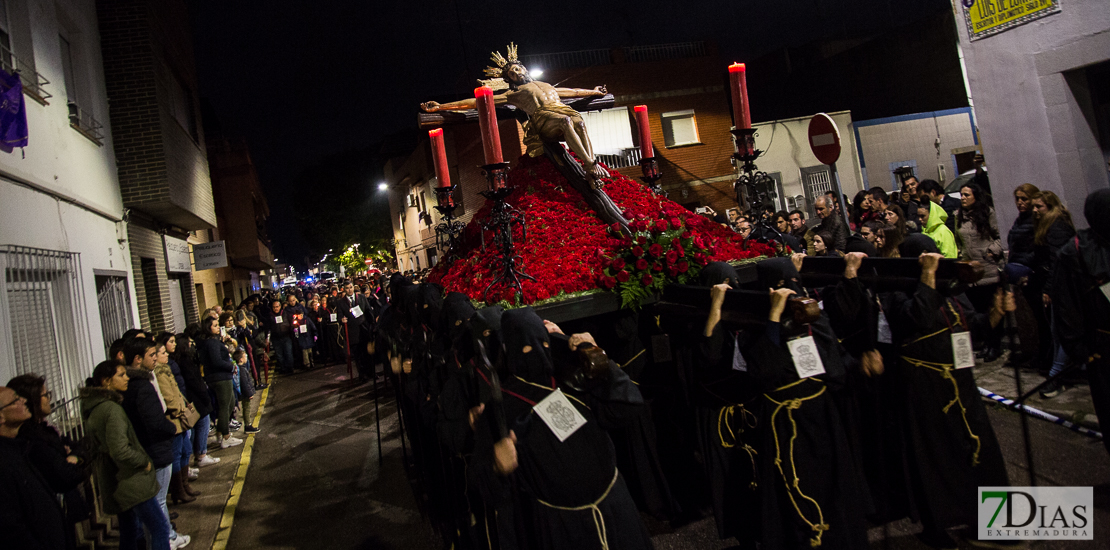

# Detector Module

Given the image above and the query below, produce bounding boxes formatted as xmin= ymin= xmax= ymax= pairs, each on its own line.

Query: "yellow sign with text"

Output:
xmin=963 ymin=0 xmax=1061 ymax=41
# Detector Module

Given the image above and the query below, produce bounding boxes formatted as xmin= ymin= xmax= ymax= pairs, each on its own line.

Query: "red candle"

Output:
xmin=633 ymin=105 xmax=653 ymax=159
xmin=429 ymin=128 xmax=451 ymax=189
xmin=728 ymin=63 xmax=751 ymax=129
xmin=474 ymin=86 xmax=503 ymax=164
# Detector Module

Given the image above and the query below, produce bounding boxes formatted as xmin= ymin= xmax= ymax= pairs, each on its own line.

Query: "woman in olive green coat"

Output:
xmin=81 ymin=361 xmax=172 ymax=550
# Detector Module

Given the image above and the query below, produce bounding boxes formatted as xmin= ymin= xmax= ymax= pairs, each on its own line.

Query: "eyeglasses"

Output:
xmin=0 ymin=396 xmax=26 ymax=410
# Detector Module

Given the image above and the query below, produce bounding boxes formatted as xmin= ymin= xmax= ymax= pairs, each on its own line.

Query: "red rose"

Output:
xmin=648 ymin=243 xmax=663 ymax=257
xmin=608 ymin=223 xmax=622 ymax=235
xmin=667 ymin=267 xmax=679 ymax=277
xmin=669 ymin=218 xmax=682 ymax=230
xmin=641 ymin=274 xmax=653 ymax=286
xmin=674 ymin=244 xmax=686 ymax=257
xmin=635 ymin=258 xmax=649 ymax=271
xmin=610 ymin=258 xmax=626 ymax=270
xmin=600 ymin=276 xmax=616 ymax=289
xmin=632 ymin=246 xmax=644 ymax=257
xmin=677 ymin=261 xmax=689 ymax=273
xmin=653 ymin=262 xmax=663 ymax=272
xmin=655 ymin=220 xmax=669 ymax=232
xmin=637 ymin=236 xmax=648 ymax=245
xmin=665 ymin=250 xmax=678 ymax=264
xmin=616 ymin=270 xmax=630 ymax=283
xmin=681 ymin=231 xmax=692 ymax=239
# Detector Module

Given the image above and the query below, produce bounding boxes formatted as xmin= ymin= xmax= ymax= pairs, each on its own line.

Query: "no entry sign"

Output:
xmin=808 ymin=113 xmax=841 ymax=165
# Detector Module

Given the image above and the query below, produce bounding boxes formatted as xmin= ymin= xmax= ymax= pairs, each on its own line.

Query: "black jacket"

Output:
xmin=1032 ymin=219 xmax=1076 ymax=293
xmin=121 ymin=368 xmax=178 ymax=467
xmin=176 ymin=350 xmax=214 ymax=416
xmin=0 ymin=436 xmax=68 ymax=550
xmin=16 ymin=421 xmax=85 ymax=494
xmin=1050 ymin=229 xmax=1110 ymax=364
xmin=1007 ymin=211 xmax=1036 ymax=267
xmin=198 ymin=337 xmax=236 ymax=383
xmin=817 ymin=212 xmax=849 ymax=252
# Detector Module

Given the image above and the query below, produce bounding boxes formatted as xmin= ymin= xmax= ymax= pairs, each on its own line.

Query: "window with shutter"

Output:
xmin=662 ymin=110 xmax=701 ymax=148
xmin=1 ymin=246 xmax=94 ymax=438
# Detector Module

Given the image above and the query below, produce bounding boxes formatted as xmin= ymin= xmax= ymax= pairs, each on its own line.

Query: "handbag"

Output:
xmin=179 ymin=402 xmax=201 ymax=429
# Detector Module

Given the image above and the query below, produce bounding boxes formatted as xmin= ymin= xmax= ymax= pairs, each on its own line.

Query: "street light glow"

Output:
xmin=377 ymin=182 xmax=388 ymax=191
xmin=530 ymin=68 xmax=543 ymax=78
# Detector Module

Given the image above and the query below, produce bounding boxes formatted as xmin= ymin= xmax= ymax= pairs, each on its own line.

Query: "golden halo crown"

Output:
xmin=483 ymin=42 xmax=520 ymax=79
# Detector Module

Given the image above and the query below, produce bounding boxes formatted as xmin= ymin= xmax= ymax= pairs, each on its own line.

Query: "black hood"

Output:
xmin=757 ymin=257 xmax=803 ymax=293
xmin=442 ymin=292 xmax=476 ymax=343
xmin=1085 ymin=188 xmax=1110 ymax=243
xmin=471 ymin=305 xmax=505 ymax=366
xmin=700 ymin=261 xmax=740 ymax=288
xmin=898 ymin=233 xmax=940 ymax=257
xmin=502 ymin=307 xmax=553 ymax=382
xmin=398 ymin=284 xmax=422 ymax=327
xmin=844 ymin=234 xmax=879 ymax=257
xmin=417 ymin=283 xmax=444 ymax=330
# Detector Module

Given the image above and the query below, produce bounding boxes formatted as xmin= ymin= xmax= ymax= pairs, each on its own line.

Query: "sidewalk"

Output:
xmin=974 ymin=351 xmax=1100 ymax=430
xmin=169 ymin=369 xmax=274 ymax=550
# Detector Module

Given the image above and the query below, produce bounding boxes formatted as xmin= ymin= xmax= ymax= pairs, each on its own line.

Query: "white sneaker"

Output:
xmin=187 ymin=467 xmax=199 ymax=480
xmin=220 ymin=437 xmax=244 ymax=449
xmin=170 ymin=534 xmax=191 ymax=549
xmin=195 ymin=455 xmax=220 ymax=467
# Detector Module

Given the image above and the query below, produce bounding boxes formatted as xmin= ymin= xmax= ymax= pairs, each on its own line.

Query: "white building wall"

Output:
xmin=952 ymin=0 xmax=1110 ymax=231
xmin=750 ymin=110 xmax=865 ymax=213
xmin=0 ymin=0 xmax=136 ymax=378
xmin=854 ymin=108 xmax=978 ymax=191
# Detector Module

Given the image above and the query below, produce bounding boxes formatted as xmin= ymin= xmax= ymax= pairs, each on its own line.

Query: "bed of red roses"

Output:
xmin=428 ymin=154 xmax=774 ymax=305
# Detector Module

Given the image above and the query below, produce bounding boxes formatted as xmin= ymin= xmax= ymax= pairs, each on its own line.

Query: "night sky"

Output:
xmin=187 ymin=0 xmax=950 ymax=268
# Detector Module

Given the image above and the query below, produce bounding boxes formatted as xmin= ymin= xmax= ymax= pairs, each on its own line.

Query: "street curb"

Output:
xmin=211 ymin=368 xmax=272 ymax=550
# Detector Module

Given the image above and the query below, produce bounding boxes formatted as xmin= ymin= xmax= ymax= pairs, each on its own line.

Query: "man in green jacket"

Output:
xmin=920 ymin=200 xmax=959 ymax=258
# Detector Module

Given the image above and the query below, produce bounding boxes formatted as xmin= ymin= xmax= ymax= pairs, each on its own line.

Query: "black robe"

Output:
xmin=884 ymin=283 xmax=1009 ymax=529
xmin=473 ymin=308 xmax=653 ymax=550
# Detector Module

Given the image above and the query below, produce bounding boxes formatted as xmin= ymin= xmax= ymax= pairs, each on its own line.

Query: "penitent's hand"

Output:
xmin=791 ymin=253 xmax=806 ymax=273
xmin=543 ymin=320 xmax=564 ymax=335
xmin=420 ymin=101 xmax=441 ymax=112
xmin=704 ymin=283 xmax=731 ymax=337
xmin=402 ymin=359 xmax=413 ymax=374
xmin=861 ymin=349 xmax=884 ymax=377
xmin=390 ymin=353 xmax=402 ymax=374
xmin=494 ymin=431 xmax=518 ymax=475
xmin=918 ymin=253 xmax=942 ymax=289
xmin=468 ymin=404 xmax=485 ymax=431
xmin=768 ymin=288 xmax=796 ymax=323
xmin=593 ymin=85 xmax=607 ymax=95
xmin=569 ymin=332 xmax=597 ymax=350
xmin=844 ymin=252 xmax=865 ymax=279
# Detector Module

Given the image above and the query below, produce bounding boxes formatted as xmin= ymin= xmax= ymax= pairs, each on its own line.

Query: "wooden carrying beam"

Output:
xmin=657 ymin=284 xmax=821 ymax=329
xmin=795 ymin=257 xmax=984 ymax=292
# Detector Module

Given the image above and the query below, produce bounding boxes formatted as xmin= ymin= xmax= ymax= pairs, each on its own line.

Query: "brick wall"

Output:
xmin=127 ymin=221 xmax=198 ymax=333
xmin=97 ymin=0 xmax=215 ymax=230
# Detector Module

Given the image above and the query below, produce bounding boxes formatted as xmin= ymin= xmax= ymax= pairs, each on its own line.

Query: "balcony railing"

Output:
xmin=0 ymin=43 xmax=51 ymax=105
xmin=522 ymin=48 xmax=612 ymax=71
xmin=626 ymin=42 xmax=708 ymax=63
xmin=521 ymin=42 xmax=709 ymax=71
xmin=68 ymin=102 xmax=104 ymax=145
xmin=596 ymin=148 xmax=644 ymax=170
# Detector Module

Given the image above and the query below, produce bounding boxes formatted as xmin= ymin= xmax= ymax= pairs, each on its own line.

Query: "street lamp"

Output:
xmin=377 ymin=182 xmax=388 ymax=191
xmin=530 ymin=68 xmax=543 ymax=78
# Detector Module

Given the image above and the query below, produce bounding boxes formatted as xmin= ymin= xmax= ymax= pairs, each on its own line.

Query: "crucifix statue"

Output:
xmin=420 ymin=43 xmax=630 ymax=230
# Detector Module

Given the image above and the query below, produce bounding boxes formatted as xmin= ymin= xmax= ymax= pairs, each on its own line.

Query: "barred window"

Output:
xmin=1 ymin=246 xmax=95 ymax=438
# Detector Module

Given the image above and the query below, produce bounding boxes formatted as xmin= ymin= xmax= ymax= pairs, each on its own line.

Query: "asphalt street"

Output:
xmin=221 ymin=360 xmax=1110 ymax=550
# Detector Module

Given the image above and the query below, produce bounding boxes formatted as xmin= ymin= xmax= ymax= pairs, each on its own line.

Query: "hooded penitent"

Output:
xmin=700 ymin=261 xmax=740 ymax=288
xmin=417 ymin=283 xmax=445 ymax=331
xmin=470 ymin=305 xmax=505 ymax=366
xmin=502 ymin=307 xmax=553 ymax=383
xmin=442 ymin=292 xmax=477 ymax=361
xmin=756 ymin=257 xmax=804 ymax=293
xmin=898 ymin=233 xmax=941 ymax=258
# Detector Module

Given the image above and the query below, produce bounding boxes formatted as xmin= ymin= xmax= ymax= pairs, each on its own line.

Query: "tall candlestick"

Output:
xmin=474 ymin=86 xmax=503 ymax=165
xmin=728 ymin=63 xmax=751 ymax=130
xmin=633 ymin=105 xmax=654 ymax=159
xmin=429 ymin=128 xmax=451 ymax=189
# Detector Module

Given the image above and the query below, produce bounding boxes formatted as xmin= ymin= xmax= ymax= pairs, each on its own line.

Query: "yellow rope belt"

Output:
xmin=718 ymin=404 xmax=759 ymax=489
xmin=536 ymin=468 xmax=620 ymax=550
xmin=900 ymin=355 xmax=981 ymax=467
xmin=764 ymin=379 xmax=830 ymax=548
